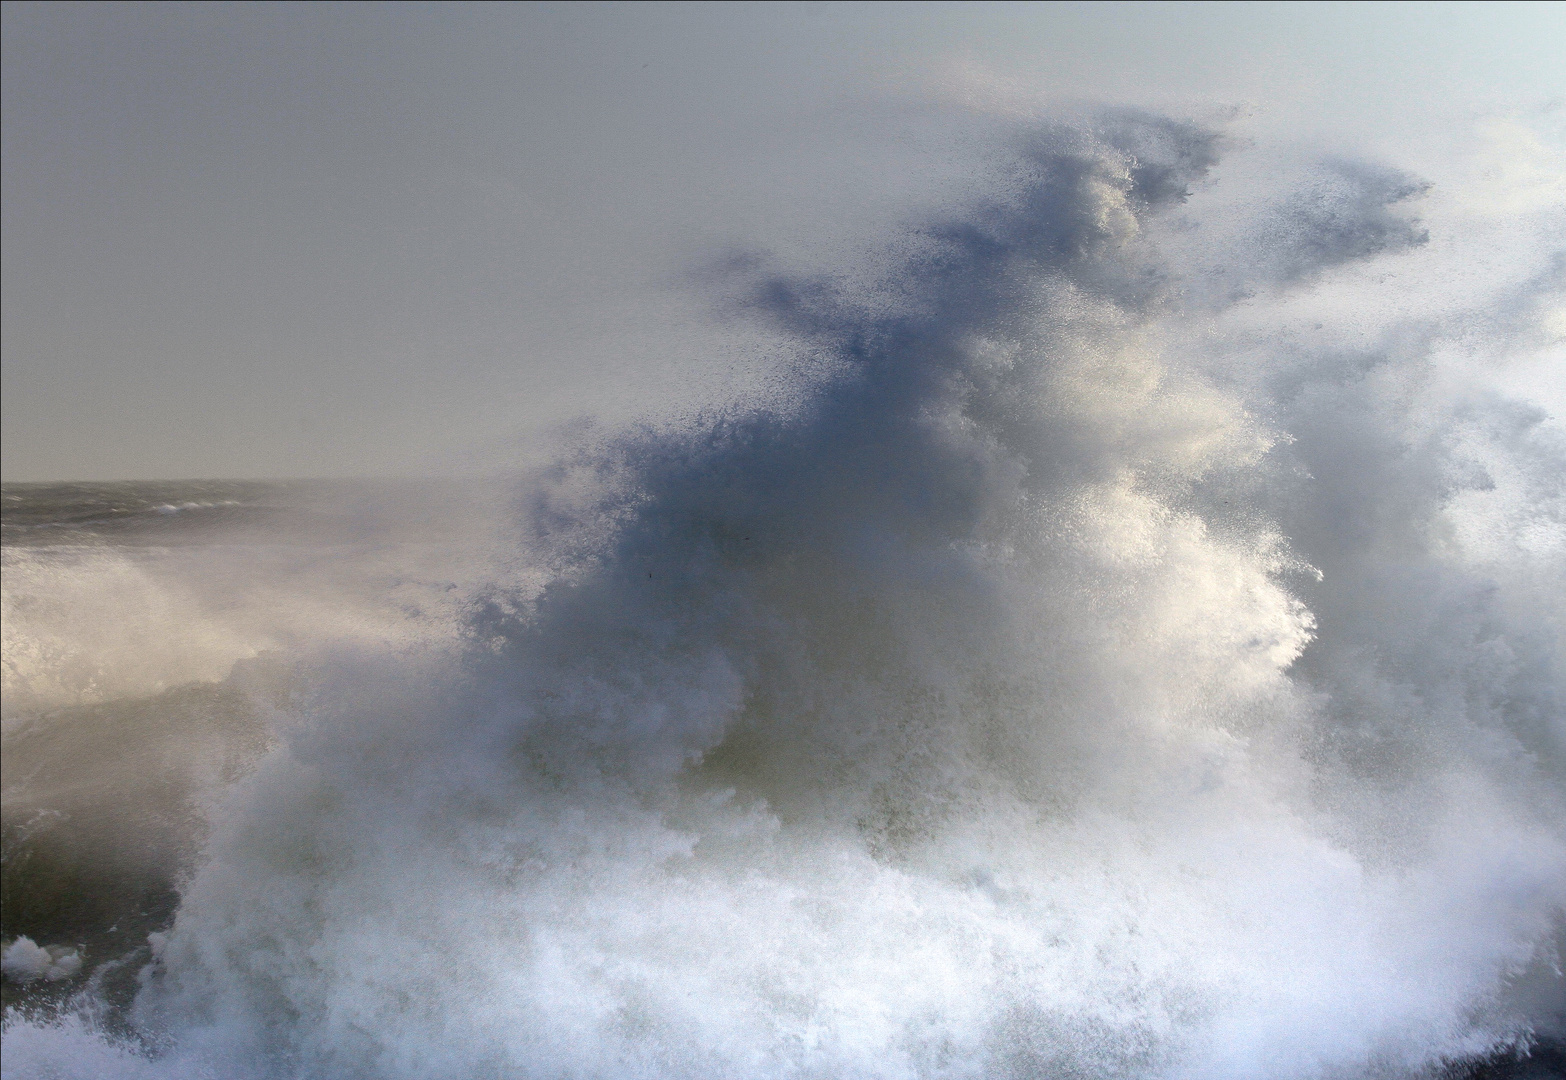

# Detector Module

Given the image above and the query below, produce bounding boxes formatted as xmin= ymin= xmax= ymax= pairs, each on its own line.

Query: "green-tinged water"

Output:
xmin=2 ymin=481 xmax=291 ymax=548
xmin=2 ymin=673 xmax=274 ymax=1019
xmin=1 ymin=479 xmax=492 ymax=1031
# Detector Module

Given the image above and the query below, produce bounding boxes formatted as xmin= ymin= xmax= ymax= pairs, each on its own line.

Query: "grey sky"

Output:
xmin=3 ymin=1 xmax=1562 ymax=481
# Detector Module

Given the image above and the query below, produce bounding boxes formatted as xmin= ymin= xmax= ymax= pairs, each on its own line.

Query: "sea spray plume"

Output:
xmin=29 ymin=112 xmax=1551 ymax=1079
xmin=1256 ymin=160 xmax=1430 ymax=287
xmin=474 ymin=115 xmax=1278 ymax=816
xmin=1230 ymin=244 xmax=1566 ymax=1059
xmin=1167 ymin=130 xmax=1566 ymax=1062
xmin=1175 ymin=158 xmax=1434 ymax=309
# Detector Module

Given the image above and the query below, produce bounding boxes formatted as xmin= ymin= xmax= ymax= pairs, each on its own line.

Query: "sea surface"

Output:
xmin=3 ymin=113 xmax=1564 ymax=1079
xmin=3 ymin=479 xmax=506 ymax=1022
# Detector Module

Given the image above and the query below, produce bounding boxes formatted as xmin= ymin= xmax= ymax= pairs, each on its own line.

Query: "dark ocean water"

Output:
xmin=3 ymin=479 xmax=499 ymax=1024
xmin=3 ymin=482 xmax=323 ymax=1022
xmin=1 ymin=481 xmax=283 ymax=547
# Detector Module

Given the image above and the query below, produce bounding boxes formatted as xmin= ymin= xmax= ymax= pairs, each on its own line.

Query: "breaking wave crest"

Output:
xmin=4 ymin=110 xmax=1563 ymax=1079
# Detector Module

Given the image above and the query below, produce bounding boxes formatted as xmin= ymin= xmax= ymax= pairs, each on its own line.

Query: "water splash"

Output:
xmin=5 ymin=110 xmax=1563 ymax=1080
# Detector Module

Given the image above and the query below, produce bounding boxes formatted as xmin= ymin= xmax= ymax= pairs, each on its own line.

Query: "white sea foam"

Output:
xmin=1 ymin=938 xmax=82 ymax=984
xmin=3 ymin=109 xmax=1563 ymax=1079
xmin=0 ymin=487 xmax=503 ymax=716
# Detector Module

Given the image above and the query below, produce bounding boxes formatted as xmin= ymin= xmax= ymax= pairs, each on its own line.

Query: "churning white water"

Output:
xmin=3 ymin=110 xmax=1563 ymax=1079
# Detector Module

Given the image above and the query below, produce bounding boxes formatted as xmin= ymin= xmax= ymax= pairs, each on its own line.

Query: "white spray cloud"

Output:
xmin=5 ymin=108 xmax=1563 ymax=1080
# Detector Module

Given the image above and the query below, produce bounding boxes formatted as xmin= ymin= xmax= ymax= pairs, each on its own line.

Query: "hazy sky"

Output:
xmin=3 ymin=1 xmax=1563 ymax=481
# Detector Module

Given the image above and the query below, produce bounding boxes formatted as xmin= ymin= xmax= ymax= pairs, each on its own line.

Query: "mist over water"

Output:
xmin=3 ymin=109 xmax=1564 ymax=1079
